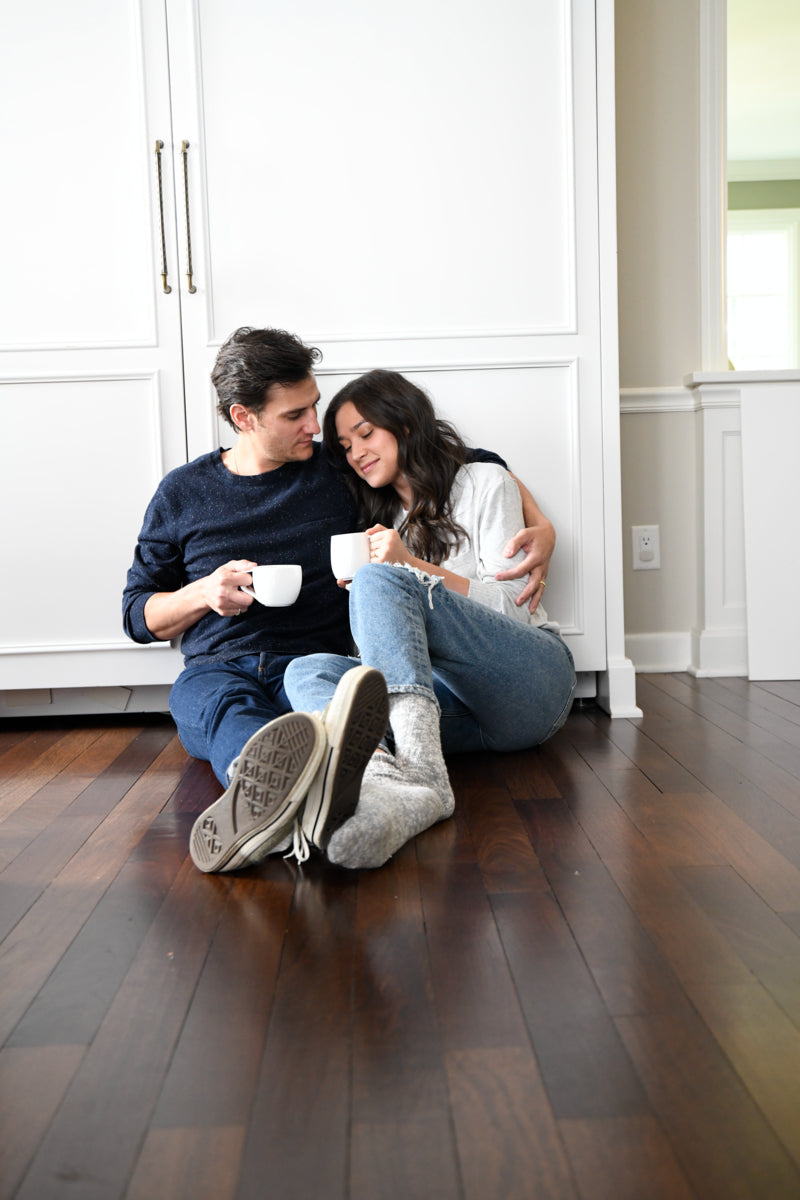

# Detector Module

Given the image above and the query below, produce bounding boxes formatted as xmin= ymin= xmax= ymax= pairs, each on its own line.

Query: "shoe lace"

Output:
xmin=283 ymin=818 xmax=311 ymax=865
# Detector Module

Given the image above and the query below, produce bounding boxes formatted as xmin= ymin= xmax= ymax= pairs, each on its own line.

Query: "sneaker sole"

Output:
xmin=190 ymin=712 xmax=326 ymax=873
xmin=303 ymin=666 xmax=389 ymax=850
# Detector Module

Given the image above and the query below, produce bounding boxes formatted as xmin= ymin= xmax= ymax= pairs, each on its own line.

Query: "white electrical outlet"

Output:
xmin=632 ymin=524 xmax=660 ymax=570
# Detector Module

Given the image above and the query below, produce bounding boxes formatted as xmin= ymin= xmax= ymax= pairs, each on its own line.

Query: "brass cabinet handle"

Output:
xmin=154 ymin=140 xmax=172 ymax=293
xmin=181 ymin=141 xmax=197 ymax=293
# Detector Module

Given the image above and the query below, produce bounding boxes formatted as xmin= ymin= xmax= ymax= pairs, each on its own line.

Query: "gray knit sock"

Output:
xmin=326 ymin=752 xmax=448 ymax=869
xmin=388 ymin=692 xmax=455 ymax=814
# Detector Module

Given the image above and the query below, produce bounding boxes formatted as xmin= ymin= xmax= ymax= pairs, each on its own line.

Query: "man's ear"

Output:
xmin=230 ymin=402 xmax=253 ymax=433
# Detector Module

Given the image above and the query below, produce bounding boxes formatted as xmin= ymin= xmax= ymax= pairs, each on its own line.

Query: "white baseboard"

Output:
xmin=625 ymin=632 xmax=692 ymax=674
xmin=689 ymin=627 xmax=749 ymax=677
xmin=625 ymin=629 xmax=748 ymax=676
xmin=0 ymin=685 xmax=173 ymax=718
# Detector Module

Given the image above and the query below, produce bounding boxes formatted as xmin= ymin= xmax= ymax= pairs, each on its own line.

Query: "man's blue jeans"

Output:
xmin=284 ymin=563 xmax=576 ymax=755
xmin=169 ymin=652 xmax=296 ymax=786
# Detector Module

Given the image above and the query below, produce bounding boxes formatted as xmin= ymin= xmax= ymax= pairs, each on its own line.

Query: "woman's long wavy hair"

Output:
xmin=323 ymin=370 xmax=470 ymax=565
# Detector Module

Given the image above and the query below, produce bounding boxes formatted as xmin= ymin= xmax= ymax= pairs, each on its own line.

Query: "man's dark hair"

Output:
xmin=212 ymin=327 xmax=322 ymax=430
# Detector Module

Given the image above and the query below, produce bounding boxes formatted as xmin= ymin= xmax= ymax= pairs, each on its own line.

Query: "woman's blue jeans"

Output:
xmin=169 ymin=652 xmax=296 ymax=786
xmin=284 ymin=563 xmax=576 ymax=755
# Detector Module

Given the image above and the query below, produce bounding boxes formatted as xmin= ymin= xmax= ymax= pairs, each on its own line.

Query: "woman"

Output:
xmin=284 ymin=370 xmax=575 ymax=868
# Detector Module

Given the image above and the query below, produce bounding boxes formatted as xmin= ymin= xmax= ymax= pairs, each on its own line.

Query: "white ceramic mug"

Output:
xmin=330 ymin=532 xmax=371 ymax=581
xmin=241 ymin=564 xmax=302 ymax=607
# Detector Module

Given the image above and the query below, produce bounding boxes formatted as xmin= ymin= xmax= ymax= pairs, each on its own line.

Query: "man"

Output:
xmin=123 ymin=326 xmax=554 ymax=872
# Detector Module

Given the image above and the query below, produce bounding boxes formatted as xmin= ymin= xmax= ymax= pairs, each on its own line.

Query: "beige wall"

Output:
xmin=620 ymin=411 xmax=698 ymax=637
xmin=615 ymin=0 xmax=703 ymax=388
xmin=615 ymin=0 xmax=703 ymax=651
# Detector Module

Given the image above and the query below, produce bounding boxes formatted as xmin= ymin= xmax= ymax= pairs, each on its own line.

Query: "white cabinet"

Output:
xmin=0 ymin=0 xmax=186 ymax=695
xmin=0 ymin=0 xmax=636 ymax=715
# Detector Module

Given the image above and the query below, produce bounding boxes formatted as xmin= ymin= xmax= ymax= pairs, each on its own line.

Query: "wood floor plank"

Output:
xmin=0 ymin=724 xmax=32 ymax=758
xmin=675 ymin=865 xmax=800 ymax=1029
xmin=0 ymin=878 xmax=116 ymax=1047
xmin=570 ymin=720 xmax=747 ymax=881
xmin=124 ymin=1126 xmax=245 ymax=1200
xmin=234 ymin=863 xmax=357 ymax=1200
xmin=640 ymin=677 xmax=800 ymax=818
xmin=700 ymin=675 xmax=800 ymax=735
xmin=491 ymin=886 xmax=650 ymax=1119
xmin=451 ymin=752 xmax=549 ymax=894
xmin=518 ymin=796 xmax=690 ymax=1018
xmin=0 ymin=725 xmax=143 ymax=871
xmin=446 ymin=1046 xmax=577 ymax=1200
xmin=688 ymin=981 xmax=800 ymax=1169
xmin=350 ymin=1115 xmax=459 ymax=1200
xmin=1 ymin=722 xmax=178 ymax=891
xmin=603 ymin=785 xmax=726 ymax=869
xmin=7 ymin=820 xmax=188 ymax=1048
xmin=350 ymin=853 xmax=449 ymax=1125
xmin=671 ymin=673 xmax=800 ymax=758
xmin=53 ymin=732 xmax=186 ymax=884
xmin=349 ymin=851 xmax=461 ymax=1198
xmin=491 ymin=743 xmax=563 ymax=800
xmin=0 ymin=1044 xmax=85 ymax=1199
xmin=150 ymin=868 xmax=296 ymax=1128
xmin=582 ymin=709 xmax=708 ymax=797
xmin=601 ymin=692 xmax=800 ymax=848
xmin=541 ymin=736 xmax=794 ymax=989
xmin=654 ymin=791 xmax=800 ymax=913
xmin=0 ymin=727 xmax=107 ymax=817
xmin=0 ymin=726 xmax=78 ymax=785
xmin=756 ymin=680 xmax=800 ymax=708
xmin=163 ymin=754 xmax=218 ymax=816
xmin=419 ymin=860 xmax=530 ymax=1050
xmin=632 ymin=715 xmax=800 ymax=870
xmin=64 ymin=722 xmax=181 ymax=819
xmin=0 ymin=736 xmax=187 ymax=1045
xmin=559 ymin=1115 xmax=695 ymax=1200
xmin=14 ymin=858 xmax=231 ymax=1200
xmin=660 ymin=676 xmax=800 ymax=794
xmin=568 ymin=708 xmax=718 ymax=831
xmin=617 ymin=1006 xmax=800 ymax=1198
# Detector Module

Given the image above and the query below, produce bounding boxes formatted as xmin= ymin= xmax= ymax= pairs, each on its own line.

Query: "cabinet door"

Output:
xmin=0 ymin=0 xmax=186 ymax=691
xmin=167 ymin=0 xmax=607 ymax=670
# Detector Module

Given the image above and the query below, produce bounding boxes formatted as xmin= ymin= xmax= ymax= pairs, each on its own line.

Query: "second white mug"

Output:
xmin=330 ymin=532 xmax=371 ymax=581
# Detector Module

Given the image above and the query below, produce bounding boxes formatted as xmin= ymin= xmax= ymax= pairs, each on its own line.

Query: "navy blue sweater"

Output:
xmin=123 ymin=445 xmax=356 ymax=663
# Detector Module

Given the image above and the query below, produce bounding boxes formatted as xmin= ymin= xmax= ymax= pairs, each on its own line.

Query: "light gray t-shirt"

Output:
xmin=400 ymin=462 xmax=550 ymax=627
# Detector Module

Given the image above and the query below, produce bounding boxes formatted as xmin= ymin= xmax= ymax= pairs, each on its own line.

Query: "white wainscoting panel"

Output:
xmin=690 ymin=384 xmax=748 ymax=676
xmin=170 ymin=0 xmax=577 ymax=344
xmin=0 ymin=0 xmax=164 ymax=351
xmin=0 ymin=375 xmax=179 ymax=665
xmin=739 ymin=378 xmax=800 ymax=679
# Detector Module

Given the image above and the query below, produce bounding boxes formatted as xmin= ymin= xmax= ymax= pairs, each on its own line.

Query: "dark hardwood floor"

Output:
xmin=2 ymin=674 xmax=800 ymax=1199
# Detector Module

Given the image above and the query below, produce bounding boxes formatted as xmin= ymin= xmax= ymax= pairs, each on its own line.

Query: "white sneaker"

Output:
xmin=300 ymin=666 xmax=389 ymax=854
xmin=190 ymin=711 xmax=326 ymax=873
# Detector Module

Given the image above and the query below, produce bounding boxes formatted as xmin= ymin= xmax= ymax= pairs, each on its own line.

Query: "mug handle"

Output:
xmin=240 ymin=586 xmax=256 ymax=598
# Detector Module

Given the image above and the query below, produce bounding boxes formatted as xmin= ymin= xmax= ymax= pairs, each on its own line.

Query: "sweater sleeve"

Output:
xmin=466 ymin=446 xmax=509 ymax=469
xmin=122 ymin=489 xmax=186 ymax=644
